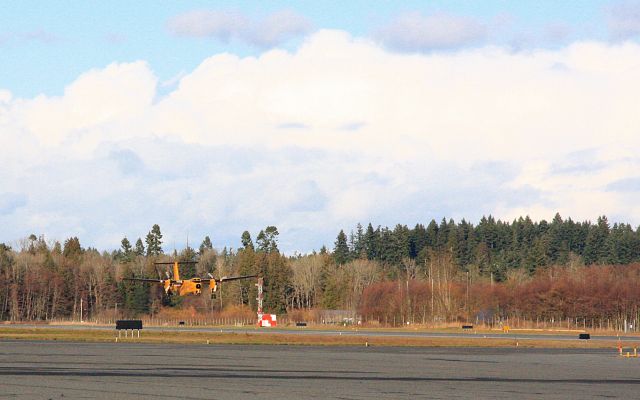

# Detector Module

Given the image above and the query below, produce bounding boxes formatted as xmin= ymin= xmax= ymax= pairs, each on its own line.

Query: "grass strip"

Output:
xmin=0 ymin=327 xmax=638 ymax=349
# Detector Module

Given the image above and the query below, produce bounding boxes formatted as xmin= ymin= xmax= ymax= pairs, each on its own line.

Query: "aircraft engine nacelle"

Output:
xmin=210 ymin=281 xmax=217 ymax=293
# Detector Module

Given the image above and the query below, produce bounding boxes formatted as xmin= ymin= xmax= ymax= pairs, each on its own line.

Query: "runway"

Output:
xmin=1 ymin=340 xmax=638 ymax=399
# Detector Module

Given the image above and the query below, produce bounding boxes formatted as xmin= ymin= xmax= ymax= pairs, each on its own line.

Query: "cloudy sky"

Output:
xmin=1 ymin=1 xmax=640 ymax=252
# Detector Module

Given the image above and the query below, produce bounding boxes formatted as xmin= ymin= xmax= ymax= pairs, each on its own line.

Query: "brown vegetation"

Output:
xmin=360 ymin=264 xmax=640 ymax=331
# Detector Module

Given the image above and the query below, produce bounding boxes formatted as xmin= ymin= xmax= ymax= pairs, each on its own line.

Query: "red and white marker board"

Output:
xmin=258 ymin=313 xmax=277 ymax=327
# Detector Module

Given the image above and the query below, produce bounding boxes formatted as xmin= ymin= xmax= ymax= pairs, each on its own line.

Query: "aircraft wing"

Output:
xmin=123 ymin=278 xmax=164 ymax=283
xmin=200 ymin=275 xmax=258 ymax=283
xmin=200 ymin=274 xmax=257 ymax=283
xmin=219 ymin=274 xmax=258 ymax=282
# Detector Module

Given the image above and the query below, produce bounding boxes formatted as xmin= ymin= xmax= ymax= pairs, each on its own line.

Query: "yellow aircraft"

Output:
xmin=125 ymin=261 xmax=257 ymax=297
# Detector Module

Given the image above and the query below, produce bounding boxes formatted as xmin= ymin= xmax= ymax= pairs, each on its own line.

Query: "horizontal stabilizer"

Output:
xmin=123 ymin=278 xmax=164 ymax=283
xmin=154 ymin=261 xmax=197 ymax=265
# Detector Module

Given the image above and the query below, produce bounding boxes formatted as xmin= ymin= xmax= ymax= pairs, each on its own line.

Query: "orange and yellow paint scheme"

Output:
xmin=124 ymin=261 xmax=256 ymax=297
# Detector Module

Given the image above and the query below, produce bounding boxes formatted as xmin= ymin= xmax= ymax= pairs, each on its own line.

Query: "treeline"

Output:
xmin=334 ymin=214 xmax=640 ymax=280
xmin=1 ymin=215 xmax=640 ymax=331
xmin=0 ymin=225 xmax=292 ymax=320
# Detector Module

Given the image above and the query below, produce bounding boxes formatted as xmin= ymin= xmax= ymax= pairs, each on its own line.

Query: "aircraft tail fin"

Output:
xmin=173 ymin=261 xmax=180 ymax=281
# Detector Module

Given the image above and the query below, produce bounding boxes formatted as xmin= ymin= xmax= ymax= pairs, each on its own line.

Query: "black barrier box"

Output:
xmin=296 ymin=322 xmax=307 ymax=327
xmin=462 ymin=325 xmax=473 ymax=330
xmin=579 ymin=333 xmax=590 ymax=340
xmin=116 ymin=320 xmax=143 ymax=330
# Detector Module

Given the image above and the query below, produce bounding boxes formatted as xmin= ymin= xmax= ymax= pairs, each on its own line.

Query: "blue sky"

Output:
xmin=1 ymin=1 xmax=640 ymax=252
xmin=1 ymin=1 xmax=614 ymax=97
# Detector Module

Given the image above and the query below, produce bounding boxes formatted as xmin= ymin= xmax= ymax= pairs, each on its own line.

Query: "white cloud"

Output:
xmin=167 ymin=9 xmax=311 ymax=48
xmin=16 ymin=61 xmax=156 ymax=146
xmin=2 ymin=30 xmax=640 ymax=251
xmin=376 ymin=12 xmax=487 ymax=52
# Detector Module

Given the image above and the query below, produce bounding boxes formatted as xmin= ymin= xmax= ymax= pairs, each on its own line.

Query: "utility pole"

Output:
xmin=406 ymin=279 xmax=410 ymax=325
xmin=210 ymin=292 xmax=214 ymax=316
xmin=466 ymin=271 xmax=470 ymax=322
xmin=256 ymin=277 xmax=264 ymax=326
xmin=430 ymin=261 xmax=434 ymax=323
xmin=256 ymin=277 xmax=264 ymax=315
xmin=80 ymin=298 xmax=83 ymax=323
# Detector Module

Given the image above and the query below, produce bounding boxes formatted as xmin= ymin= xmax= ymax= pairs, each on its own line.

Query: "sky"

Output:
xmin=1 ymin=1 xmax=640 ymax=253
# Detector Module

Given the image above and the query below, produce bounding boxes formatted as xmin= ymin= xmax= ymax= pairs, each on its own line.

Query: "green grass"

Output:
xmin=0 ymin=326 xmax=636 ymax=349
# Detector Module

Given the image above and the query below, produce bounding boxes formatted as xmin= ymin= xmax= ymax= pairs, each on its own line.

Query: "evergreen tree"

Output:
xmin=333 ymin=230 xmax=349 ymax=265
xmin=457 ymin=219 xmax=476 ymax=267
xmin=584 ymin=216 xmax=609 ymax=264
xmin=256 ymin=226 xmax=279 ymax=253
xmin=476 ymin=215 xmax=498 ymax=251
xmin=525 ymin=236 xmax=550 ymax=273
xmin=474 ymin=242 xmax=491 ymax=275
xmin=392 ymin=224 xmax=411 ymax=262
xmin=436 ymin=218 xmax=450 ymax=250
xmin=348 ymin=230 xmax=357 ymax=259
xmin=25 ymin=234 xmax=37 ymax=254
xmin=409 ymin=223 xmax=427 ymax=259
xmin=606 ymin=223 xmax=637 ymax=264
xmin=0 ymin=244 xmax=14 ymax=273
xmin=134 ymin=238 xmax=145 ymax=256
xmin=145 ymin=224 xmax=163 ymax=256
xmin=120 ymin=237 xmax=132 ymax=262
xmin=236 ymin=245 xmax=257 ymax=306
xmin=119 ymin=265 xmax=150 ymax=315
xmin=131 ymin=281 xmax=150 ymax=313
xmin=547 ymin=213 xmax=568 ymax=264
xmin=62 ymin=237 xmax=82 ymax=259
xmin=353 ymin=223 xmax=365 ymax=258
xmin=377 ymin=227 xmax=392 ymax=264
xmin=258 ymin=252 xmax=292 ymax=314
xmin=121 ymin=237 xmax=132 ymax=254
xmin=423 ymin=219 xmax=437 ymax=250
xmin=179 ymin=246 xmax=198 ymax=278
xmin=241 ymin=231 xmax=254 ymax=250
xmin=320 ymin=260 xmax=342 ymax=309
xmin=364 ymin=223 xmax=379 ymax=260
xmin=199 ymin=236 xmax=213 ymax=255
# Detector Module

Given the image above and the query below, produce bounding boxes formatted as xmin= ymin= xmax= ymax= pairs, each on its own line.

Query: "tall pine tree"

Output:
xmin=145 ymin=224 xmax=163 ymax=256
xmin=333 ymin=230 xmax=349 ymax=265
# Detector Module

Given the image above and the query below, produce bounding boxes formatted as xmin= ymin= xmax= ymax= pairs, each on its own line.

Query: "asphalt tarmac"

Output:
xmin=1 ymin=340 xmax=638 ymax=399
